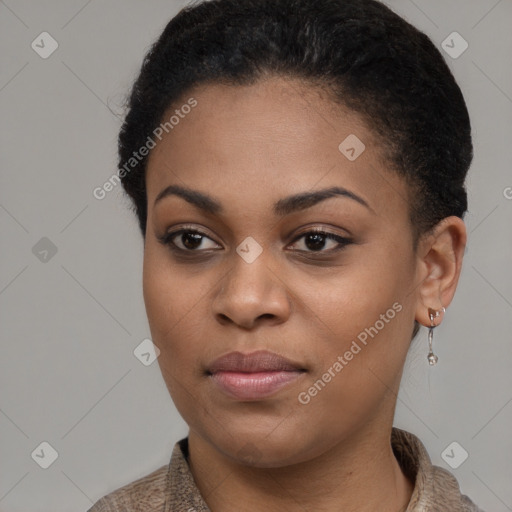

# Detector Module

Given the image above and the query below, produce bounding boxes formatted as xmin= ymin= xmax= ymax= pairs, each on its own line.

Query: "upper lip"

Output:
xmin=207 ymin=350 xmax=305 ymax=374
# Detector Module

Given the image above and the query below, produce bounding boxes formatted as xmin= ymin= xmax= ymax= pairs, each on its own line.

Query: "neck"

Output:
xmin=187 ymin=422 xmax=414 ymax=512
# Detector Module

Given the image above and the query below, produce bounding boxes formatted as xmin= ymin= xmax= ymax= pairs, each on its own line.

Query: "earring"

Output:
xmin=427 ymin=306 xmax=445 ymax=365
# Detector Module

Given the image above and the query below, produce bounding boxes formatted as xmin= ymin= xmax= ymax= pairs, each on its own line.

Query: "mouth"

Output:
xmin=207 ymin=350 xmax=307 ymax=401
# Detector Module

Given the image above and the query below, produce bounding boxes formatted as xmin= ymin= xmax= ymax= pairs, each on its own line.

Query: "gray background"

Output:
xmin=1 ymin=0 xmax=511 ymax=510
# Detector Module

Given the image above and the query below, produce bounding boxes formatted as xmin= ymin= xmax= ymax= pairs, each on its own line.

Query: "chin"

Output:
xmin=200 ymin=423 xmax=322 ymax=468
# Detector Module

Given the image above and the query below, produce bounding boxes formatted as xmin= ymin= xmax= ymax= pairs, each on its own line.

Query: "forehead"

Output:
xmin=145 ymin=76 xmax=410 ymax=221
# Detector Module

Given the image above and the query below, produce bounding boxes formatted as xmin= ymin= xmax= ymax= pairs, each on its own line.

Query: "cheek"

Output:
xmin=294 ymin=295 xmax=410 ymax=441
xmin=296 ymin=253 xmax=406 ymax=341
xmin=142 ymin=245 xmax=216 ymax=381
xmin=143 ymin=243 xmax=200 ymax=330
xmin=294 ymin=247 xmax=413 ymax=396
xmin=143 ymin=248 xmax=194 ymax=364
xmin=142 ymin=254 xmax=215 ymax=431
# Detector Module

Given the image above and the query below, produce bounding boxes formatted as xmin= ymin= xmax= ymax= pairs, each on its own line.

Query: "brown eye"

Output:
xmin=289 ymin=230 xmax=352 ymax=253
xmin=157 ymin=226 xmax=352 ymax=257
xmin=158 ymin=228 xmax=220 ymax=252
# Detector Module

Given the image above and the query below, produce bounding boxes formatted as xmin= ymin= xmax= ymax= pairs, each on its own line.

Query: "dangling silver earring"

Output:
xmin=427 ymin=306 xmax=445 ymax=365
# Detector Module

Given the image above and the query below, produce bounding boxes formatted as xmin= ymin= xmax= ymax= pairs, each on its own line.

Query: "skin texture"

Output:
xmin=143 ymin=76 xmax=466 ymax=512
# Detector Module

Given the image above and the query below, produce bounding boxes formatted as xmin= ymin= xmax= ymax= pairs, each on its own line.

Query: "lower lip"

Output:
xmin=210 ymin=370 xmax=304 ymax=400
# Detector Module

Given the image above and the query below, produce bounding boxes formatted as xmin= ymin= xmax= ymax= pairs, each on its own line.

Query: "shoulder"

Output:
xmin=391 ymin=428 xmax=485 ymax=511
xmin=88 ymin=437 xmax=210 ymax=512
xmin=87 ymin=464 xmax=168 ymax=512
xmin=430 ymin=465 xmax=485 ymax=512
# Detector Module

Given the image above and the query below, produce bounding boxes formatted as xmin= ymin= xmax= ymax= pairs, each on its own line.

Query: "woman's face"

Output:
xmin=143 ymin=76 xmax=422 ymax=466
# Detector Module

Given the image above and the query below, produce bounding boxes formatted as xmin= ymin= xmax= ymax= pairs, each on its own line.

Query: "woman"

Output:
xmin=89 ymin=0 xmax=484 ymax=510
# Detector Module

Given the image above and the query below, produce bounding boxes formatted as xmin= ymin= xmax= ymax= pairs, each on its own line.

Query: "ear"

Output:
xmin=414 ymin=216 xmax=467 ymax=327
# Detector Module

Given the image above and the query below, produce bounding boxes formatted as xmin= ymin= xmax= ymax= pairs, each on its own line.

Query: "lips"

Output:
xmin=208 ymin=350 xmax=305 ymax=373
xmin=207 ymin=350 xmax=306 ymax=400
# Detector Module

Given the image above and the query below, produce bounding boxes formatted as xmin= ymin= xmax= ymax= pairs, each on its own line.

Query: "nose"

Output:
xmin=211 ymin=252 xmax=292 ymax=330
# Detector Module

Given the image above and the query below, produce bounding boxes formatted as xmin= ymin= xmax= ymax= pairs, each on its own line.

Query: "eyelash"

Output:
xmin=157 ymin=225 xmax=352 ymax=256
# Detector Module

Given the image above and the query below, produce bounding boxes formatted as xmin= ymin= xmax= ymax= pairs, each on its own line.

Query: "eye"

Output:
xmin=288 ymin=228 xmax=352 ymax=253
xmin=157 ymin=226 xmax=352 ymax=255
xmin=158 ymin=227 xmax=220 ymax=252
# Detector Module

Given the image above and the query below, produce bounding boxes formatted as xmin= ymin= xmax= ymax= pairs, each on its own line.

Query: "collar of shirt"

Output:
xmin=89 ymin=427 xmax=483 ymax=511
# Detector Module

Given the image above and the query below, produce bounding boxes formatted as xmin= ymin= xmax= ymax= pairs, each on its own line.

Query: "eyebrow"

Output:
xmin=154 ymin=184 xmax=375 ymax=216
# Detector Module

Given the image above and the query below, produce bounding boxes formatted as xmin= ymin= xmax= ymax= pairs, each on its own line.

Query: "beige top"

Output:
xmin=88 ymin=428 xmax=484 ymax=511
